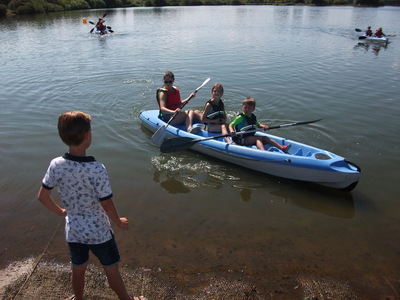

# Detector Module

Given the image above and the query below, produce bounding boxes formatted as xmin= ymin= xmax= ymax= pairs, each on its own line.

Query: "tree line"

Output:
xmin=0 ymin=0 xmax=398 ymax=17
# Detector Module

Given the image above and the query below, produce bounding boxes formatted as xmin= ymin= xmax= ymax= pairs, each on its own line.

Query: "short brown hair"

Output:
xmin=58 ymin=111 xmax=91 ymax=146
xmin=243 ymin=97 xmax=256 ymax=108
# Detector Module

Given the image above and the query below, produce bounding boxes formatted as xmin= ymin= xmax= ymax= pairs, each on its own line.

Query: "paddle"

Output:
xmin=160 ymin=119 xmax=322 ymax=153
xmin=90 ymin=13 xmax=108 ymax=33
xmin=151 ymin=77 xmax=211 ymax=147
xmin=355 ymin=28 xmax=362 ymax=32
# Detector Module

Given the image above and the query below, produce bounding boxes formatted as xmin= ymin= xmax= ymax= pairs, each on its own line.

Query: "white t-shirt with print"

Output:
xmin=42 ymin=153 xmax=113 ymax=244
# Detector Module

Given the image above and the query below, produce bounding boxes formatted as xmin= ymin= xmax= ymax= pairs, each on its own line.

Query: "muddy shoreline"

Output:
xmin=2 ymin=258 xmax=388 ymax=300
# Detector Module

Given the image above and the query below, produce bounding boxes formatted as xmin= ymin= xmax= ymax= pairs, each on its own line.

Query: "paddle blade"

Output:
xmin=196 ymin=77 xmax=211 ymax=92
xmin=89 ymin=21 xmax=95 ymax=25
xmin=291 ymin=118 xmax=322 ymax=126
xmin=151 ymin=125 xmax=167 ymax=146
xmin=268 ymin=118 xmax=322 ymax=130
xmin=359 ymin=36 xmax=367 ymax=40
xmin=160 ymin=137 xmax=196 ymax=153
xmin=355 ymin=28 xmax=362 ymax=32
xmin=90 ymin=27 xmax=94 ymax=33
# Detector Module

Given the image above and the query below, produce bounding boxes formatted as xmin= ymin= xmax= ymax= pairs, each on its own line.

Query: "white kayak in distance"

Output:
xmin=359 ymin=34 xmax=389 ymax=43
xmin=140 ymin=110 xmax=361 ymax=191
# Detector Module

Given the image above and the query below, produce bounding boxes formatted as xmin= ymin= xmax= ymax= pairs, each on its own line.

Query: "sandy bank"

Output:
xmin=0 ymin=258 xmax=360 ymax=299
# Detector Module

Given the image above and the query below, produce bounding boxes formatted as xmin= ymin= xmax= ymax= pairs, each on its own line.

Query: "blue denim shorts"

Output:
xmin=68 ymin=233 xmax=121 ymax=267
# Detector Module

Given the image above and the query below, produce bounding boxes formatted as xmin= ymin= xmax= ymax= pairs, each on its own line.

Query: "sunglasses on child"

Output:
xmin=164 ymin=80 xmax=173 ymax=84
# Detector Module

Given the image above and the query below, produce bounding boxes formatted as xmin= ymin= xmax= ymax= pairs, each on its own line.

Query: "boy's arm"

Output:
xmin=229 ymin=115 xmax=242 ymax=135
xmin=100 ymin=199 xmax=129 ymax=230
xmin=258 ymin=121 xmax=269 ymax=130
xmin=37 ymin=186 xmax=66 ymax=217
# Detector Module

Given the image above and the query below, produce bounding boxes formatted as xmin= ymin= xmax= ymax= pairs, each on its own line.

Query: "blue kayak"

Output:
xmin=140 ymin=110 xmax=361 ymax=191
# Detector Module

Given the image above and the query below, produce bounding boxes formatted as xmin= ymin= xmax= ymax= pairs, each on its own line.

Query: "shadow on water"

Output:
xmin=233 ymin=180 xmax=356 ymax=219
xmin=149 ymin=145 xmax=356 ymax=219
xmin=153 ymin=171 xmax=191 ymax=194
xmin=273 ymin=184 xmax=355 ymax=219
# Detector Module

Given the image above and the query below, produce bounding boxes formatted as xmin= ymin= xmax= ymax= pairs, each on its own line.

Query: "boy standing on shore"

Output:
xmin=37 ymin=111 xmax=132 ymax=300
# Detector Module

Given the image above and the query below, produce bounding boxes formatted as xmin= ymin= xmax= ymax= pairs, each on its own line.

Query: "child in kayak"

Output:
xmin=374 ymin=27 xmax=385 ymax=38
xmin=37 ymin=111 xmax=140 ymax=300
xmin=365 ymin=26 xmax=372 ymax=36
xmin=229 ymin=97 xmax=291 ymax=152
xmin=96 ymin=18 xmax=106 ymax=35
xmin=199 ymin=83 xmax=232 ymax=143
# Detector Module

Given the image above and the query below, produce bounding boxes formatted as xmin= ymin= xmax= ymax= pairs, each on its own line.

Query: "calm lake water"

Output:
xmin=1 ymin=5 xmax=399 ymax=296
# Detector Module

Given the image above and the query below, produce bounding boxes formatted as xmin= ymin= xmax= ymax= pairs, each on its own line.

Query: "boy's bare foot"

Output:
xmin=131 ymin=296 xmax=148 ymax=300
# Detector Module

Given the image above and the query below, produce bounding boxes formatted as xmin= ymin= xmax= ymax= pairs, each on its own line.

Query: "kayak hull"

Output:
xmin=139 ymin=110 xmax=361 ymax=191
xmin=93 ymin=29 xmax=110 ymax=35
xmin=360 ymin=35 xmax=389 ymax=43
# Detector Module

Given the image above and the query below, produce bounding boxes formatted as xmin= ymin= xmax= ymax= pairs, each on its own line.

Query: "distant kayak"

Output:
xmin=140 ymin=110 xmax=361 ymax=191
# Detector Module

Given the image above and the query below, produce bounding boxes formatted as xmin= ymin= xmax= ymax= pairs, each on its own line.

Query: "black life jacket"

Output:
xmin=205 ymin=99 xmax=225 ymax=120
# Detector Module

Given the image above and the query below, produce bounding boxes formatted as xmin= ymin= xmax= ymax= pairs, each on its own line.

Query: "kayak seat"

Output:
xmin=315 ymin=153 xmax=332 ymax=160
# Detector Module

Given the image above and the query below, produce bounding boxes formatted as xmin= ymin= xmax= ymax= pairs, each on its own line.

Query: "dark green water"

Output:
xmin=1 ymin=6 xmax=399 ymax=296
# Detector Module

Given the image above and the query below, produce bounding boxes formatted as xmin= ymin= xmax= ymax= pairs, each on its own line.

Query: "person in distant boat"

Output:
xmin=365 ymin=26 xmax=372 ymax=36
xmin=228 ymin=97 xmax=291 ymax=152
xmin=96 ymin=18 xmax=106 ymax=35
xmin=374 ymin=27 xmax=385 ymax=38
xmin=37 ymin=111 xmax=142 ymax=300
xmin=157 ymin=71 xmax=197 ymax=132
xmin=199 ymin=83 xmax=232 ymax=144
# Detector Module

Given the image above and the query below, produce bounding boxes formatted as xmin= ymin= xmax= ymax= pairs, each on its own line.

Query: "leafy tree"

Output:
xmin=0 ymin=3 xmax=7 ymax=15
xmin=86 ymin=0 xmax=106 ymax=7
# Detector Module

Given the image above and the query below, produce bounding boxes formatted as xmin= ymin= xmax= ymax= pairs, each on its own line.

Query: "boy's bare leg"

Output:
xmin=103 ymin=264 xmax=131 ymax=300
xmin=256 ymin=139 xmax=265 ymax=150
xmin=264 ymin=137 xmax=284 ymax=150
xmin=71 ymin=264 xmax=87 ymax=300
